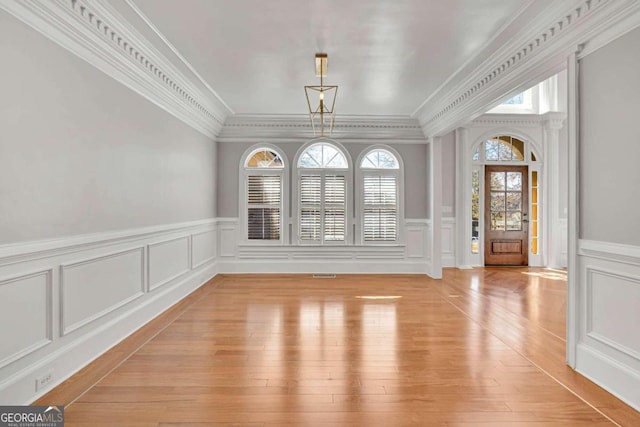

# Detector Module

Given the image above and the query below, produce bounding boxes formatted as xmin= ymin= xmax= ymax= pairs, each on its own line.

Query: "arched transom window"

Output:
xmin=245 ymin=148 xmax=284 ymax=168
xmin=297 ymin=141 xmax=349 ymax=244
xmin=473 ymin=135 xmax=528 ymax=162
xmin=361 ymin=149 xmax=400 ymax=169
xmin=242 ymin=147 xmax=285 ymax=242
xmin=298 ymin=143 xmax=348 ymax=168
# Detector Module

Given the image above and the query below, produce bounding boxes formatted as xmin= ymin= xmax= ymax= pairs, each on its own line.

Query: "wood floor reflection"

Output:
xmin=38 ymin=269 xmax=640 ymax=426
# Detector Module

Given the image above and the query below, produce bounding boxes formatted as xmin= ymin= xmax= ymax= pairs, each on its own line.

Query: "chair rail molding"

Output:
xmin=0 ymin=0 xmax=232 ymax=139
xmin=415 ymin=0 xmax=640 ymax=137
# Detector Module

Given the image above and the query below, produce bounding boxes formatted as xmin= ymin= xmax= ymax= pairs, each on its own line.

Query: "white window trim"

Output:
xmin=294 ymin=139 xmax=352 ymax=246
xmin=356 ymin=145 xmax=405 ymax=245
xmin=239 ymin=144 xmax=289 ymax=245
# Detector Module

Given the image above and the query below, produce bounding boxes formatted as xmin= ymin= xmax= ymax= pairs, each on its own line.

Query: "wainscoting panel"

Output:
xmin=577 ymin=239 xmax=640 ymax=410
xmin=441 ymin=218 xmax=455 ymax=267
xmin=560 ymin=218 xmax=568 ymax=256
xmin=191 ymin=230 xmax=216 ymax=269
xmin=406 ymin=220 xmax=428 ymax=259
xmin=148 ymin=236 xmax=190 ymax=291
xmin=0 ymin=219 xmax=217 ymax=405
xmin=61 ymin=248 xmax=145 ymax=335
xmin=217 ymin=219 xmax=431 ymax=275
xmin=586 ymin=268 xmax=640 ymax=359
xmin=0 ymin=270 xmax=52 ymax=369
xmin=218 ymin=219 xmax=238 ymax=258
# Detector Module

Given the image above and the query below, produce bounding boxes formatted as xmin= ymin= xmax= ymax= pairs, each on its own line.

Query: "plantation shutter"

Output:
xmin=247 ymin=175 xmax=281 ymax=240
xmin=324 ymin=175 xmax=346 ymax=241
xmin=363 ymin=175 xmax=397 ymax=241
xmin=299 ymin=175 xmax=321 ymax=241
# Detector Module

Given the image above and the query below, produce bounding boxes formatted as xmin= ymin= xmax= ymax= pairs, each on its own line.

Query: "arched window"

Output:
xmin=473 ymin=135 xmax=526 ymax=162
xmin=241 ymin=146 xmax=286 ymax=242
xmin=296 ymin=141 xmax=350 ymax=244
xmin=358 ymin=148 xmax=402 ymax=243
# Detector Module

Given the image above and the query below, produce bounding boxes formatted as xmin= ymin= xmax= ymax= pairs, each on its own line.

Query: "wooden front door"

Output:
xmin=484 ymin=165 xmax=529 ymax=266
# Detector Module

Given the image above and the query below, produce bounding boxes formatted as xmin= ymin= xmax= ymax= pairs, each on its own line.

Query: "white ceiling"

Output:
xmin=127 ymin=0 xmax=533 ymax=117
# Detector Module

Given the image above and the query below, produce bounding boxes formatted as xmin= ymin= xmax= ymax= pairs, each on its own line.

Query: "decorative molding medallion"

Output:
xmin=415 ymin=0 xmax=640 ymax=137
xmin=0 ymin=0 xmax=232 ymax=138
xmin=218 ymin=114 xmax=426 ymax=143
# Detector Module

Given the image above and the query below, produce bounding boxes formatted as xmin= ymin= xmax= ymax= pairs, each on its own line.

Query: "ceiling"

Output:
xmin=122 ymin=0 xmax=534 ymax=117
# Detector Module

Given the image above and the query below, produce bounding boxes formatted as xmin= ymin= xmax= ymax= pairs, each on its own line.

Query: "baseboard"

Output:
xmin=216 ymin=260 xmax=431 ymax=275
xmin=576 ymin=343 xmax=640 ymax=411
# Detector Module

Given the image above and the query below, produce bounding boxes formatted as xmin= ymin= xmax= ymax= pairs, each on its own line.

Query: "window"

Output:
xmin=487 ymin=87 xmax=536 ymax=114
xmin=296 ymin=141 xmax=349 ymax=244
xmin=485 ymin=136 xmax=525 ymax=161
xmin=503 ymin=93 xmax=524 ymax=105
xmin=531 ymin=170 xmax=539 ymax=255
xmin=471 ymin=170 xmax=480 ymax=253
xmin=359 ymin=148 xmax=402 ymax=243
xmin=241 ymin=146 xmax=286 ymax=242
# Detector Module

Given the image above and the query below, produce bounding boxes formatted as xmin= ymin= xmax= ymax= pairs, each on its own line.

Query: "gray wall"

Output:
xmin=579 ymin=26 xmax=640 ymax=246
xmin=217 ymin=141 xmax=428 ymax=219
xmin=0 ymin=11 xmax=216 ymax=244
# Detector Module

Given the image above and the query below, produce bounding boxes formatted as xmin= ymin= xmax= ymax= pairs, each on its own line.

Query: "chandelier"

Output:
xmin=304 ymin=53 xmax=338 ymax=136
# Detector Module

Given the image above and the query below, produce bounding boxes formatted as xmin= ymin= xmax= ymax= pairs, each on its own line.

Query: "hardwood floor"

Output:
xmin=36 ymin=269 xmax=639 ymax=426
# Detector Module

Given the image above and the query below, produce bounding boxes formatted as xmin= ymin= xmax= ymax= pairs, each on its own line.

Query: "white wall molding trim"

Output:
xmin=60 ymin=247 xmax=145 ymax=335
xmin=441 ymin=217 xmax=456 ymax=268
xmin=191 ymin=230 xmax=217 ymax=270
xmin=217 ymin=260 xmax=430 ymax=275
xmin=1 ymin=263 xmax=216 ymax=406
xmin=0 ymin=219 xmax=218 ymax=404
xmin=0 ymin=0 xmax=231 ymax=138
xmin=147 ymin=236 xmax=191 ymax=292
xmin=217 ymin=218 xmax=432 ymax=276
xmin=471 ymin=112 xmax=567 ymax=130
xmin=218 ymin=114 xmax=427 ymax=144
xmin=0 ymin=218 xmax=217 ymax=266
xmin=415 ymin=0 xmax=640 ymax=137
xmin=576 ymin=344 xmax=640 ymax=411
xmin=0 ymin=270 xmax=53 ymax=370
xmin=584 ymin=267 xmax=640 ymax=361
xmin=577 ymin=240 xmax=640 ymax=410
xmin=579 ymin=239 xmax=640 ymax=266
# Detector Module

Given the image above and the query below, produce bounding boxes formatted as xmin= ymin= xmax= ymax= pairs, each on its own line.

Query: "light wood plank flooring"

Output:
xmin=36 ymin=269 xmax=640 ymax=426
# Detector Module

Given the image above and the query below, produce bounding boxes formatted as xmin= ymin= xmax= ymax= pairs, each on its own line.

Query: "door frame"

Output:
xmin=461 ymin=130 xmax=544 ymax=268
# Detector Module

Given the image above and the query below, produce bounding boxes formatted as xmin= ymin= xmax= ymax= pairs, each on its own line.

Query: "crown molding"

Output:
xmin=415 ymin=0 xmax=640 ymax=138
xmin=0 ymin=0 xmax=232 ymax=139
xmin=217 ymin=114 xmax=427 ymax=144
